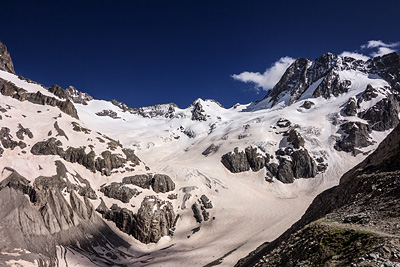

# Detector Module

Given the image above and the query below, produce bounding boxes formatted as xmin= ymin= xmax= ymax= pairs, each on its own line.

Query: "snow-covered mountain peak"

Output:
xmin=249 ymin=52 xmax=399 ymax=111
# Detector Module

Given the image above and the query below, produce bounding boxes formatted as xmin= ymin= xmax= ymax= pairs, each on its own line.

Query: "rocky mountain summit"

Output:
xmin=0 ymin=42 xmax=15 ymax=74
xmin=0 ymin=40 xmax=399 ymax=266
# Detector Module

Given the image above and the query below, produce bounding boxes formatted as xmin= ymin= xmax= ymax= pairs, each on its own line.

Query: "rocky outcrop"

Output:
xmin=95 ymin=109 xmax=120 ymax=119
xmin=111 ymin=99 xmax=178 ymax=118
xmin=202 ymin=143 xmax=220 ymax=156
xmin=265 ymin=57 xmax=310 ymax=106
xmin=122 ymin=174 xmax=152 ymax=189
xmin=0 ymin=78 xmax=79 ymax=119
xmin=301 ymin=100 xmax=315 ymax=109
xmin=16 ymin=124 xmax=34 ymax=140
xmin=265 ymin=147 xmax=317 ymax=184
xmin=291 ymin=150 xmax=317 ymax=178
xmin=122 ymin=173 xmax=175 ymax=193
xmin=287 ymin=129 xmax=305 ymax=149
xmin=65 ymin=85 xmax=93 ymax=105
xmin=100 ymin=182 xmax=141 ymax=203
xmin=122 ymin=148 xmax=141 ymax=166
xmin=48 ymin=84 xmax=93 ymax=105
xmin=312 ymin=70 xmax=351 ymax=98
xmin=221 ymin=146 xmax=270 ymax=173
xmin=200 ymin=195 xmax=213 ymax=209
xmin=357 ymin=84 xmax=378 ymax=105
xmin=0 ymin=163 xmax=130 ymax=266
xmin=368 ymin=52 xmax=400 ymax=92
xmin=334 ymin=121 xmax=373 ymax=155
xmin=245 ymin=146 xmax=269 ymax=172
xmin=152 ymin=174 xmax=176 ymax=193
xmin=0 ymin=41 xmax=15 ymax=74
xmin=343 ymin=97 xmax=357 ymax=116
xmin=31 ymin=138 xmax=141 ymax=175
xmin=101 ymin=196 xmax=175 ymax=244
xmin=191 ymin=102 xmax=207 ymax=121
xmin=192 ymin=203 xmax=203 ymax=223
xmin=0 ymin=127 xmax=26 ymax=150
xmin=358 ymin=95 xmax=400 ymax=131
xmin=221 ymin=148 xmax=250 ymax=173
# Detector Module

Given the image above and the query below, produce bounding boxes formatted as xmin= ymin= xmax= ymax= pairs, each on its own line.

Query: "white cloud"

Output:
xmin=339 ymin=51 xmax=370 ymax=61
xmin=232 ymin=56 xmax=295 ymax=91
xmin=370 ymin=46 xmax=398 ymax=57
xmin=361 ymin=40 xmax=399 ymax=57
xmin=362 ymin=40 xmax=399 ymax=49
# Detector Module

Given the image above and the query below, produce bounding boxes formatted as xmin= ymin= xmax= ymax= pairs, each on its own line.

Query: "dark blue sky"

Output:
xmin=1 ymin=0 xmax=399 ymax=108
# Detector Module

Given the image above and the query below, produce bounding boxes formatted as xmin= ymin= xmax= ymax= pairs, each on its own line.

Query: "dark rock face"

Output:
xmin=123 ymin=174 xmax=152 ymax=189
xmin=192 ymin=203 xmax=203 ymax=223
xmin=111 ymin=99 xmax=177 ymax=118
xmin=358 ymin=95 xmax=400 ymax=131
xmin=276 ymin=159 xmax=295 ymax=183
xmin=102 ymin=196 xmax=175 ymax=244
xmin=291 ymin=150 xmax=317 ymax=178
xmin=0 ymin=78 xmax=79 ymax=119
xmin=267 ymin=147 xmax=317 ymax=184
xmin=16 ymin=124 xmax=33 ymax=140
xmin=287 ymin=129 xmax=305 ymax=149
xmin=152 ymin=174 xmax=176 ymax=193
xmin=191 ymin=102 xmax=207 ymax=121
xmin=0 ymin=41 xmax=15 ymax=74
xmin=221 ymin=148 xmax=250 ymax=173
xmin=122 ymin=148 xmax=141 ymax=166
xmin=245 ymin=146 xmax=269 ymax=172
xmin=312 ymin=71 xmax=351 ymax=98
xmin=276 ymin=118 xmax=291 ymax=128
xmin=357 ymin=84 xmax=378 ymax=106
xmin=334 ymin=121 xmax=373 ymax=155
xmin=343 ymin=98 xmax=357 ymax=116
xmin=122 ymin=173 xmax=175 ymax=193
xmin=200 ymin=195 xmax=213 ymax=209
xmin=0 ymin=127 xmax=26 ymax=149
xmin=31 ymin=137 xmax=64 ymax=156
xmin=71 ymin=122 xmax=91 ymax=134
xmin=48 ymin=84 xmax=93 ymax=105
xmin=95 ymin=198 xmax=108 ymax=215
xmin=265 ymin=57 xmax=310 ymax=106
xmin=369 ymin=52 xmax=400 ymax=92
xmin=100 ymin=182 xmax=141 ymax=203
xmin=65 ymin=86 xmax=93 ymax=105
xmin=222 ymin=146 xmax=270 ymax=173
xmin=95 ymin=109 xmax=120 ymax=119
